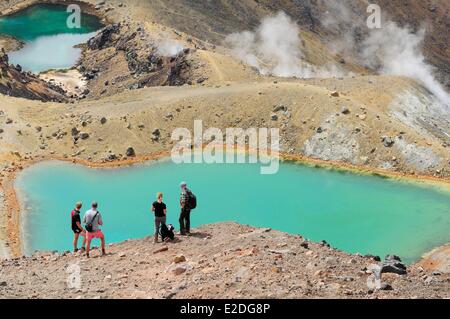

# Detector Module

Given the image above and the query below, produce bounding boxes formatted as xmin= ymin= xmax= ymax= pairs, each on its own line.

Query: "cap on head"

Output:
xmin=76 ymin=202 xmax=82 ymax=209
xmin=180 ymin=181 xmax=187 ymax=188
xmin=92 ymin=202 xmax=98 ymax=208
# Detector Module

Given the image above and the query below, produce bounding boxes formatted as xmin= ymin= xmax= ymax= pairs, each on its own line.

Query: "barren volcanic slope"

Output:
xmin=0 ymin=0 xmax=449 ymax=299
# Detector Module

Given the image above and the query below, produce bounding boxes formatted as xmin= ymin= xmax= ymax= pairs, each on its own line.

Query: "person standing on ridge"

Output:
xmin=83 ymin=202 xmax=106 ymax=258
xmin=179 ymin=182 xmax=196 ymax=235
xmin=151 ymin=192 xmax=167 ymax=243
xmin=71 ymin=202 xmax=86 ymax=253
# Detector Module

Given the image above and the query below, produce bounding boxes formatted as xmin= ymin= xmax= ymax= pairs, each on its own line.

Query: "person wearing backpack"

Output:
xmin=151 ymin=192 xmax=167 ymax=243
xmin=83 ymin=202 xmax=106 ymax=258
xmin=179 ymin=181 xmax=196 ymax=235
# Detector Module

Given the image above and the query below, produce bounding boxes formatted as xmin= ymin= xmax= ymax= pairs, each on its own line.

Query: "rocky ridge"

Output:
xmin=0 ymin=223 xmax=448 ymax=299
xmin=0 ymin=49 xmax=67 ymax=102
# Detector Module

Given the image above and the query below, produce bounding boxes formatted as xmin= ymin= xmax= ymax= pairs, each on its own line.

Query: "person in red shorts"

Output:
xmin=82 ymin=202 xmax=106 ymax=258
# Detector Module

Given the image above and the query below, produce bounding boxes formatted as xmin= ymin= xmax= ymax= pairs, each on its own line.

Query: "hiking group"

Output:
xmin=70 ymin=181 xmax=196 ymax=257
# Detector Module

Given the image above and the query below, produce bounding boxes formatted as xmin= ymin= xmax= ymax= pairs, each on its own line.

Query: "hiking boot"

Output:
xmin=101 ymin=249 xmax=106 ymax=256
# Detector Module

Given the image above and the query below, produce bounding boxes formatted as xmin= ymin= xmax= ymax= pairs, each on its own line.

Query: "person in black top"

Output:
xmin=151 ymin=192 xmax=167 ymax=243
xmin=70 ymin=202 xmax=86 ymax=252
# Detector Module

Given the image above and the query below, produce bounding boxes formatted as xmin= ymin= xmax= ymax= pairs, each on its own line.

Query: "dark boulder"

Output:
xmin=380 ymin=255 xmax=407 ymax=275
xmin=381 ymin=136 xmax=395 ymax=147
xmin=88 ymin=24 xmax=120 ymax=50
xmin=126 ymin=147 xmax=136 ymax=157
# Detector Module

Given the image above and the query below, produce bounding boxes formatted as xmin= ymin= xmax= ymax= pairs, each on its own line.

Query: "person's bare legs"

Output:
xmin=100 ymin=237 xmax=106 ymax=256
xmin=81 ymin=235 xmax=86 ymax=252
xmin=86 ymin=238 xmax=91 ymax=258
xmin=73 ymin=233 xmax=79 ymax=252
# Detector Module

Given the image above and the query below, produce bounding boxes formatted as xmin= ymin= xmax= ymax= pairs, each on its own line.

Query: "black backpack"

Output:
xmin=160 ymin=223 xmax=174 ymax=241
xmin=186 ymin=189 xmax=197 ymax=209
xmin=85 ymin=211 xmax=99 ymax=233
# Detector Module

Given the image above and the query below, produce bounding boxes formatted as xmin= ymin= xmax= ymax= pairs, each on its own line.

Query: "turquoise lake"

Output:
xmin=15 ymin=159 xmax=450 ymax=264
xmin=0 ymin=4 xmax=103 ymax=72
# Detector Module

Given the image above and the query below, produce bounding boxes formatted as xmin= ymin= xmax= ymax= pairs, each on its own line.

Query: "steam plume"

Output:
xmin=225 ymin=11 xmax=344 ymax=78
xmin=157 ymin=40 xmax=184 ymax=57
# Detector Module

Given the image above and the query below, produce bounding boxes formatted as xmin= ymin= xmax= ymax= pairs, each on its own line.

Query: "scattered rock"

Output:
xmin=173 ymin=255 xmax=186 ymax=264
xmin=105 ymin=153 xmax=117 ymax=161
xmin=126 ymin=147 xmax=135 ymax=157
xmin=341 ymin=107 xmax=350 ymax=115
xmin=171 ymin=265 xmax=187 ymax=275
xmin=71 ymin=127 xmax=79 ymax=137
xmin=380 ymin=255 xmax=407 ymax=275
xmin=153 ymin=246 xmax=169 ymax=254
xmin=380 ymin=283 xmax=393 ymax=291
xmin=381 ymin=136 xmax=395 ymax=147
xmin=300 ymin=241 xmax=309 ymax=249
xmin=273 ymin=104 xmax=287 ymax=112
xmin=330 ymin=91 xmax=340 ymax=97
xmin=79 ymin=132 xmax=90 ymax=140
xmin=196 ymin=76 xmax=208 ymax=84
xmin=151 ymin=129 xmax=161 ymax=141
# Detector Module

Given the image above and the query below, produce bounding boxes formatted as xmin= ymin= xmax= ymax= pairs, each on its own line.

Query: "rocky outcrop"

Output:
xmin=87 ymin=23 xmax=121 ymax=50
xmin=78 ymin=22 xmax=192 ymax=99
xmin=380 ymin=255 xmax=407 ymax=275
xmin=0 ymin=49 xmax=67 ymax=102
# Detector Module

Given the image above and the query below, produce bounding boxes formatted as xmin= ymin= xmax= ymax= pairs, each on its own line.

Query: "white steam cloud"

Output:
xmin=157 ymin=40 xmax=184 ymax=57
xmin=225 ymin=11 xmax=345 ymax=78
xmin=225 ymin=4 xmax=449 ymax=107
xmin=361 ymin=22 xmax=449 ymax=106
xmin=319 ymin=0 xmax=449 ymax=107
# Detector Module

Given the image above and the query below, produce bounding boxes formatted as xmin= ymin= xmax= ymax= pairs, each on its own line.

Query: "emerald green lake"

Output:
xmin=0 ymin=4 xmax=102 ymax=72
xmin=15 ymin=160 xmax=450 ymax=264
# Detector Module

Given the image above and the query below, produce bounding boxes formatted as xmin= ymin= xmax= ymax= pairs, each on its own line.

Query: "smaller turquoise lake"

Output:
xmin=0 ymin=4 xmax=103 ymax=72
xmin=15 ymin=159 xmax=450 ymax=264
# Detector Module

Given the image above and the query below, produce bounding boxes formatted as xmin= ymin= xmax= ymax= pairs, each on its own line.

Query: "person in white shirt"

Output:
xmin=83 ymin=202 xmax=106 ymax=258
